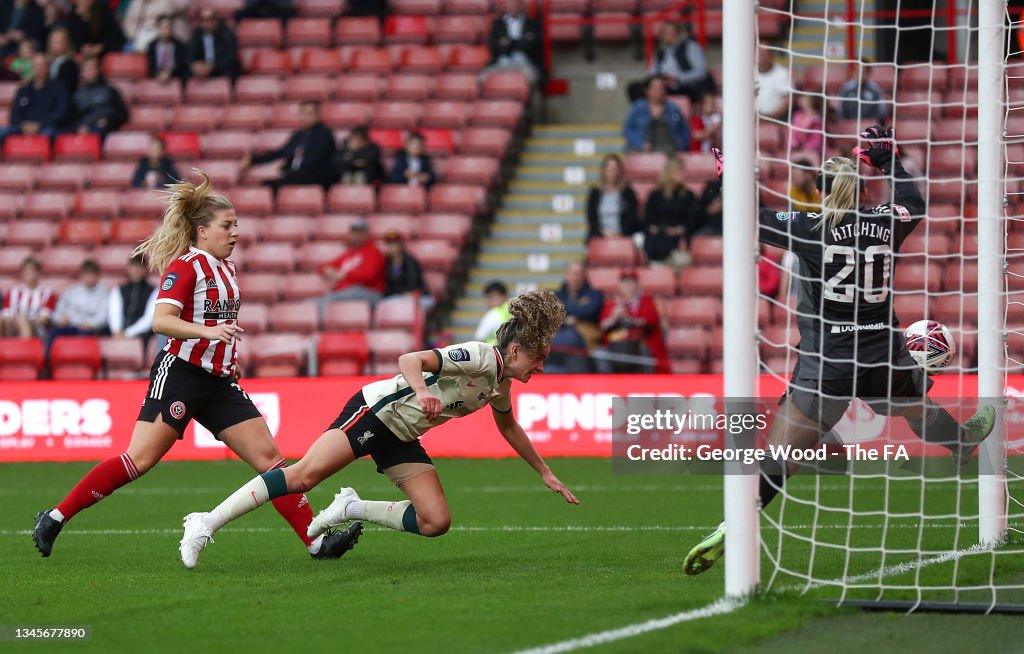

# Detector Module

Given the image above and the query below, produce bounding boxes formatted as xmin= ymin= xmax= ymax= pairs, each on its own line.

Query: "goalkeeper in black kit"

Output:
xmin=683 ymin=126 xmax=996 ymax=576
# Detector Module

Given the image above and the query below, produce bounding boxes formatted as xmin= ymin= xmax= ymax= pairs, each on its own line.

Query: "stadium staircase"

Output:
xmin=447 ymin=124 xmax=623 ymax=341
xmin=787 ymin=0 xmax=877 ymax=64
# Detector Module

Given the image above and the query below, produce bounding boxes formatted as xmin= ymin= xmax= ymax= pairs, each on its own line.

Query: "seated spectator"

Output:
xmin=789 ymin=158 xmax=819 ymax=212
xmin=1 ymin=257 xmax=55 ymax=338
xmin=789 ymin=93 xmax=824 ymax=155
xmin=586 ymin=153 xmax=640 ymax=241
xmin=692 ymin=174 xmax=722 ymax=236
xmin=624 ymin=77 xmax=690 ymax=154
xmin=46 ymin=27 xmax=78 ymax=96
xmin=837 ymin=65 xmax=889 ymax=122
xmin=241 ymin=100 xmax=336 ymax=191
xmin=146 ymin=14 xmax=189 ymax=82
xmin=9 ymin=38 xmax=38 ymax=81
xmin=124 ymin=0 xmax=190 ymax=54
xmin=643 ymin=158 xmax=698 ymax=265
xmin=188 ymin=8 xmax=239 ymax=80
xmin=689 ymin=94 xmax=721 ymax=153
xmin=316 ymin=219 xmax=386 ymax=311
xmin=335 ymin=125 xmax=383 ymax=185
xmin=0 ymin=0 xmax=44 ymax=59
xmin=380 ymin=229 xmax=434 ymax=313
xmin=72 ymin=56 xmax=128 ymax=138
xmin=133 ymin=135 xmax=180 ymax=188
xmin=235 ymin=0 xmax=294 ymax=23
xmin=66 ymin=0 xmax=125 ymax=57
xmin=2 ymin=52 xmax=69 ymax=139
xmin=474 ymin=280 xmax=510 ymax=345
xmin=108 ymin=254 xmax=159 ymax=347
xmin=345 ymin=0 xmax=388 ymax=23
xmin=548 ymin=261 xmax=603 ymax=374
xmin=386 ymin=132 xmax=436 ymax=188
xmin=50 ymin=259 xmax=109 ymax=339
xmin=482 ymin=0 xmax=542 ymax=85
xmin=627 ymin=22 xmax=714 ymax=103
xmin=598 ymin=269 xmax=668 ymax=374
xmin=756 ymin=44 xmax=790 ymax=120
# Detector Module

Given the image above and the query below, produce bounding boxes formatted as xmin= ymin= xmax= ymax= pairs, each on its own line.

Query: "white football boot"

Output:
xmin=179 ymin=512 xmax=215 ymax=569
xmin=307 ymin=487 xmax=361 ymax=539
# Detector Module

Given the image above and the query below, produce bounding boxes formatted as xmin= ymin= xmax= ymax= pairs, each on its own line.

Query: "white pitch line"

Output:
xmin=508 ymin=598 xmax=744 ymax=654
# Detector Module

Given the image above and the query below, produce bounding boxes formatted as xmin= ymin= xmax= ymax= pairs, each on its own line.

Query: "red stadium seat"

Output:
xmin=323 ymin=300 xmax=372 ymax=331
xmin=87 ymin=162 xmax=135 ymax=189
xmin=421 ymin=100 xmax=471 ymax=129
xmin=321 ymin=101 xmax=373 ymax=128
xmin=231 ymin=187 xmax=275 ymax=215
xmin=668 ymin=296 xmax=722 ymax=327
xmin=123 ymin=105 xmax=170 ymax=131
xmin=333 ymin=76 xmax=383 ymax=102
xmin=282 ymin=271 xmax=326 ymax=300
xmin=678 ymin=266 xmax=724 ymax=295
xmin=0 ymin=337 xmax=44 ymax=367
xmin=133 ymin=79 xmax=182 ymax=105
xmin=894 ymin=263 xmax=942 ymax=293
xmin=435 ymin=74 xmax=480 ymax=100
xmin=443 ymin=0 xmax=490 ymax=12
xmin=383 ymin=16 xmax=431 ymax=45
xmin=349 ymin=47 xmax=394 ymax=74
xmin=298 ymin=48 xmax=343 ymax=75
xmin=161 ymin=132 xmax=201 ymax=158
xmin=201 ymin=131 xmax=253 ymax=158
xmin=244 ymin=243 xmax=298 ymax=272
xmin=433 ymin=15 xmax=484 ymax=43
xmin=103 ymin=132 xmax=151 ymax=160
xmin=689 ymin=235 xmax=724 ymax=266
xmin=248 ymin=333 xmax=308 ymax=371
xmin=420 ymin=129 xmax=455 ymax=156
xmin=100 ymin=337 xmax=145 ymax=378
xmin=276 ymin=186 xmax=325 ymax=214
xmin=0 ymin=246 xmax=35 ymax=273
xmin=369 ymin=128 xmax=404 ymax=153
xmin=283 ymin=75 xmax=333 ymax=101
xmin=54 ymin=134 xmax=101 ymax=161
xmin=0 ymin=163 xmax=37 ymax=190
xmin=446 ymin=45 xmax=490 ymax=72
xmin=370 ymin=101 xmax=422 ymax=130
xmin=385 ymin=74 xmax=434 ymax=101
xmin=237 ymin=19 xmax=284 ymax=48
xmin=390 ymin=0 xmax=441 ymax=13
xmin=319 ymin=358 xmax=363 ymax=376
xmin=0 ymin=192 xmax=22 ymax=220
xmin=421 ymin=212 xmax=471 ymax=245
xmin=110 ymin=218 xmax=159 ymax=244
xmin=169 ymin=105 xmax=218 ymax=132
xmin=623 ymin=152 xmax=667 ymax=183
xmin=666 ymin=327 xmax=710 ymax=359
xmin=40 ymin=245 xmax=90 ymax=275
xmin=194 ymin=159 xmax=241 ymax=187
xmin=372 ymin=294 xmax=420 ymax=330
xmin=286 ymin=17 xmax=332 ymax=47
xmin=366 ymin=329 xmax=417 ymax=364
xmin=261 ymin=215 xmax=314 ymax=243
xmin=943 ymin=262 xmax=979 ymax=294
xmin=221 ymin=105 xmax=271 ymax=131
xmin=334 ymin=17 xmax=382 ymax=46
xmin=428 ymin=184 xmax=485 ymax=215
xmin=102 ymin=53 xmax=146 ymax=79
xmin=239 ymin=273 xmax=282 ymax=303
xmin=327 ymin=185 xmax=376 ymax=213
xmin=587 ymin=236 xmax=638 ymax=267
xmin=481 ymin=71 xmax=531 ymax=102
xmin=637 ymin=266 xmax=676 ymax=296
xmin=235 ymin=77 xmax=284 ymax=104
xmin=23 ymin=192 xmax=72 ymax=220
xmin=3 ymin=135 xmax=50 ymax=162
xmin=406 ymin=239 xmax=457 ymax=273
xmin=422 ymin=270 xmax=447 ymax=301
xmin=441 ymin=156 xmax=499 ymax=187
xmin=397 ymin=46 xmax=444 ymax=74
xmin=269 ymin=102 xmax=309 ymax=129
xmin=299 ymin=242 xmax=345 ymax=271
xmin=317 ymin=331 xmax=370 ymax=368
xmin=268 ymin=301 xmax=319 ymax=333
xmin=249 ymin=48 xmax=294 ymax=74
xmin=458 ymin=127 xmax=511 ymax=157
xmin=237 ymin=302 xmax=269 ymax=334
xmin=50 ymin=336 xmax=102 ymax=376
xmin=60 ymin=220 xmax=107 ymax=246
xmin=76 ymin=189 xmax=123 ymax=218
xmin=121 ymin=189 xmax=166 ymax=220
xmin=367 ymin=213 xmax=416 ymax=239
xmin=296 ymin=0 xmax=342 ymax=16
xmin=185 ymin=78 xmax=232 ymax=105
xmin=314 ymin=214 xmax=364 ymax=240
xmin=379 ymin=186 xmax=426 ymax=214
xmin=469 ymin=100 xmax=523 ymax=128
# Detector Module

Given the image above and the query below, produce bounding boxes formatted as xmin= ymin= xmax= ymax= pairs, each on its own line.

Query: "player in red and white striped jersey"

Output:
xmin=1 ymin=257 xmax=56 ymax=338
xmin=33 ymin=171 xmax=361 ymax=562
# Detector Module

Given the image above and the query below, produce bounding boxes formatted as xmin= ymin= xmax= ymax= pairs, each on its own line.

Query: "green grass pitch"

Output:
xmin=2 ymin=458 xmax=1023 ymax=654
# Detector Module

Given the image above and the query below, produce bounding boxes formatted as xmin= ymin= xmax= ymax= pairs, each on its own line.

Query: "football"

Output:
xmin=904 ymin=319 xmax=956 ymax=373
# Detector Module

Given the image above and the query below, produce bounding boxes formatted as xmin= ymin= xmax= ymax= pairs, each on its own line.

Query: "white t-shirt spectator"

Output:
xmin=757 ymin=63 xmax=791 ymax=117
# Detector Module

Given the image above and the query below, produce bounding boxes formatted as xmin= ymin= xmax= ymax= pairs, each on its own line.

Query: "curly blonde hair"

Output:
xmin=494 ymin=289 xmax=567 ymax=357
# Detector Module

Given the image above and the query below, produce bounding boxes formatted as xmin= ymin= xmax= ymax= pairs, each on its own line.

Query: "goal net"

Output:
xmin=739 ymin=0 xmax=1024 ymax=610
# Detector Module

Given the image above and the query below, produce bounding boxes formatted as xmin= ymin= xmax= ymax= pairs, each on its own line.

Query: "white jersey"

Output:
xmin=361 ymin=341 xmax=508 ymax=442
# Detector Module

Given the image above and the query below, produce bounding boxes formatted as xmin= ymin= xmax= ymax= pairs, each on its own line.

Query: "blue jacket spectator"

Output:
xmin=72 ymin=57 xmax=128 ymax=137
xmin=133 ymin=136 xmax=180 ymax=188
xmin=3 ymin=53 xmax=68 ymax=139
xmin=386 ymin=132 xmax=436 ymax=188
xmin=0 ymin=0 xmax=45 ymax=59
xmin=188 ymin=9 xmax=239 ymax=80
xmin=623 ymin=77 xmax=690 ymax=154
xmin=549 ymin=261 xmax=605 ymax=374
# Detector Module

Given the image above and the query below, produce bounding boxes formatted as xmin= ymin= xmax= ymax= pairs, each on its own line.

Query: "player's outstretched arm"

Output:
xmin=854 ymin=124 xmax=925 ymax=216
xmin=490 ymin=395 xmax=580 ymax=505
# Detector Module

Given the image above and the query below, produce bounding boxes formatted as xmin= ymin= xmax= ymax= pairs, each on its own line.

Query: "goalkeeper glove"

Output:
xmin=711 ymin=147 xmax=723 ymax=177
xmin=853 ymin=125 xmax=899 ymax=171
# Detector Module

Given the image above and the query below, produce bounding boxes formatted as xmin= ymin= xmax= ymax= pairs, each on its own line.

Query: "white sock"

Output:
xmin=202 ymin=475 xmax=271 ymax=533
xmin=359 ymin=500 xmax=413 ymax=532
xmin=307 ymin=535 xmax=324 ymax=555
xmin=49 ymin=508 xmax=65 ymax=523
xmin=348 ymin=500 xmax=365 ymax=520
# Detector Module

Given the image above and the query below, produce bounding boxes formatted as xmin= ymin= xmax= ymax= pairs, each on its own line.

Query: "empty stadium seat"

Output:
xmin=286 ymin=17 xmax=332 ymax=47
xmin=379 ymin=185 xmax=427 ymax=213
xmin=371 ymin=100 xmax=423 ymax=130
xmin=99 ymin=337 xmax=145 ymax=378
xmin=268 ymin=301 xmax=319 ymax=333
xmin=104 ymin=132 xmax=151 ymax=160
xmin=349 ymin=47 xmax=394 ymax=74
xmin=315 ymin=214 xmax=364 ymax=241
xmin=636 ymin=266 xmax=676 ymax=296
xmin=678 ymin=266 xmax=724 ymax=295
xmin=102 ymin=53 xmax=147 ymax=79
xmin=367 ymin=329 xmax=416 ymax=361
xmin=0 ymin=337 xmax=44 ymax=378
xmin=446 ymin=45 xmax=490 ymax=71
xmin=666 ymin=327 xmax=710 ymax=359
xmin=406 ymin=239 xmax=458 ymax=273
xmin=276 ymin=185 xmax=326 ymax=214
xmin=398 ymin=46 xmax=444 ymax=73
xmin=587 ymin=236 xmax=638 ymax=267
xmin=317 ymin=331 xmax=370 ymax=368
xmin=481 ymin=71 xmax=531 ymax=102
xmin=282 ymin=271 xmax=325 ymax=300
xmin=283 ymin=75 xmax=333 ymax=101
xmin=334 ymin=17 xmax=381 ymax=45
xmin=4 ymin=135 xmax=50 ymax=162
xmin=50 ymin=336 xmax=102 ymax=379
xmin=133 ymin=79 xmax=182 ymax=105
xmin=421 ymin=100 xmax=471 ymax=129
xmin=237 ymin=302 xmax=270 ymax=334
xmin=261 ymin=214 xmax=314 ymax=243
xmin=443 ymin=0 xmax=490 ymax=12
xmin=82 ymin=162 xmax=130 ymax=190
xmin=441 ymin=155 xmax=499 ymax=187
xmin=0 ymin=163 xmax=37 ymax=190
xmin=110 ymin=218 xmax=159 ymax=244
xmin=23 ymin=192 xmax=72 ymax=220
xmin=244 ymin=243 xmax=298 ymax=272
xmin=239 ymin=273 xmax=282 ymax=303
xmin=434 ymin=15 xmax=484 ymax=43
xmin=248 ymin=333 xmax=309 ymax=374
xmin=435 ymin=74 xmax=480 ymax=101
xmin=231 ymin=187 xmax=275 ymax=215
xmin=623 ymin=152 xmax=667 ymax=183
xmin=323 ymin=101 xmax=373 ymax=128
xmin=323 ymin=300 xmax=372 ymax=331
xmin=299 ymin=241 xmax=345 ymax=270
xmin=202 ymin=131 xmax=253 ymax=158
xmin=421 ymin=212 xmax=472 ymax=245
xmin=668 ymin=296 xmax=722 ymax=327
xmin=469 ymin=100 xmax=523 ymax=128
xmin=458 ymin=127 xmax=511 ymax=157
xmin=0 ymin=246 xmax=35 ymax=273
xmin=384 ymin=16 xmax=431 ymax=45
xmin=327 ymin=185 xmax=376 ymax=213
xmin=54 ymin=134 xmax=102 ymax=161
xmin=61 ymin=220 xmax=107 ymax=246
xmin=170 ymin=104 xmax=221 ymax=133
xmin=186 ymin=78 xmax=232 ymax=105
xmin=235 ymin=77 xmax=284 ymax=104
xmin=689 ymin=235 xmax=724 ymax=266
xmin=249 ymin=48 xmax=294 ymax=74
xmin=385 ymin=74 xmax=434 ymax=101
xmin=428 ymin=184 xmax=485 ymax=214
xmin=237 ymin=18 xmax=284 ymax=48
xmin=319 ymin=358 xmax=363 ymax=376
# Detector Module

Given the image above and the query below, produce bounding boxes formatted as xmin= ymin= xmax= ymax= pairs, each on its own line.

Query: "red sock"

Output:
xmin=266 ymin=460 xmax=315 ymax=547
xmin=55 ymin=453 xmax=141 ymax=521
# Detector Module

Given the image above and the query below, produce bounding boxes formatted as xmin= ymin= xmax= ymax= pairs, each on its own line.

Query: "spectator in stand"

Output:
xmin=335 ymin=125 xmax=383 ymax=185
xmin=40 ymin=1 xmax=65 ymax=46
xmin=756 ymin=44 xmax=790 ymax=120
xmin=132 ymin=135 xmax=180 ymax=188
xmin=692 ymin=174 xmax=722 ymax=236
xmin=483 ymin=0 xmax=542 ymax=85
xmin=108 ymin=254 xmax=160 ymax=348
xmin=123 ymin=0 xmax=189 ymax=54
xmin=1 ymin=257 xmax=55 ymax=338
xmin=788 ymin=158 xmax=819 ymax=212
xmin=624 ymin=77 xmax=691 ymax=154
xmin=9 ymin=38 xmax=38 ymax=81
xmin=837 ymin=65 xmax=889 ymax=122
xmin=235 ymin=0 xmax=294 ymax=24
xmin=2 ymin=52 xmax=69 ymax=139
xmin=598 ymin=269 xmax=668 ymax=374
xmin=71 ymin=56 xmax=129 ymax=138
xmin=549 ymin=261 xmax=603 ymax=374
xmin=50 ymin=259 xmax=109 ymax=340
xmin=586 ymin=153 xmax=640 ymax=241
xmin=146 ymin=14 xmax=189 ymax=82
xmin=689 ymin=93 xmax=721 ymax=153
xmin=789 ymin=93 xmax=824 ymax=155
xmin=316 ymin=219 xmax=386 ymax=311
xmin=240 ymin=100 xmax=337 ymax=191
xmin=46 ymin=27 xmax=77 ymax=95
xmin=386 ymin=132 xmax=436 ymax=188
xmin=0 ymin=0 xmax=45 ymax=59
xmin=188 ymin=8 xmax=239 ymax=81
xmin=474 ymin=280 xmax=510 ymax=345
xmin=345 ymin=0 xmax=388 ymax=24
xmin=643 ymin=158 xmax=698 ymax=265
xmin=627 ymin=21 xmax=714 ymax=104
xmin=65 ymin=0 xmax=125 ymax=57
xmin=380 ymin=229 xmax=434 ymax=313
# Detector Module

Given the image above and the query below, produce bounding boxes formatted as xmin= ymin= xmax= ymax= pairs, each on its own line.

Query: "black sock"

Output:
xmin=905 ymin=403 xmax=965 ymax=453
xmin=758 ymin=458 xmax=789 ymax=510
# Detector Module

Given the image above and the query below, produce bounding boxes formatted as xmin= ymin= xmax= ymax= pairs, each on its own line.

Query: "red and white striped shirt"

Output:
xmin=2 ymin=284 xmax=57 ymax=320
xmin=155 ymin=247 xmax=240 ymax=377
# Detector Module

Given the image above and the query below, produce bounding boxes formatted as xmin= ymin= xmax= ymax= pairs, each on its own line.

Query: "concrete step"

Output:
xmin=494 ymin=210 xmax=584 ymax=224
xmin=517 ymin=166 xmax=600 ymax=184
xmin=533 ymin=123 xmax=621 ymax=137
xmin=466 ymin=272 xmax=565 ymax=288
xmin=480 ymin=243 xmax=585 ymax=255
xmin=477 ymin=251 xmax=582 ymax=267
xmin=521 ymin=153 xmax=607 ymax=166
xmin=509 ymin=180 xmax=591 ymax=192
xmin=490 ymin=224 xmax=587 ymax=240
xmin=503 ymin=193 xmax=586 ymax=211
xmin=524 ymin=139 xmax=624 ymax=155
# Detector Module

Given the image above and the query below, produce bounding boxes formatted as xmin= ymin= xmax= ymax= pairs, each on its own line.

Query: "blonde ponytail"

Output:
xmin=814 ymin=156 xmax=858 ymax=232
xmin=133 ymin=169 xmax=234 ymax=273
